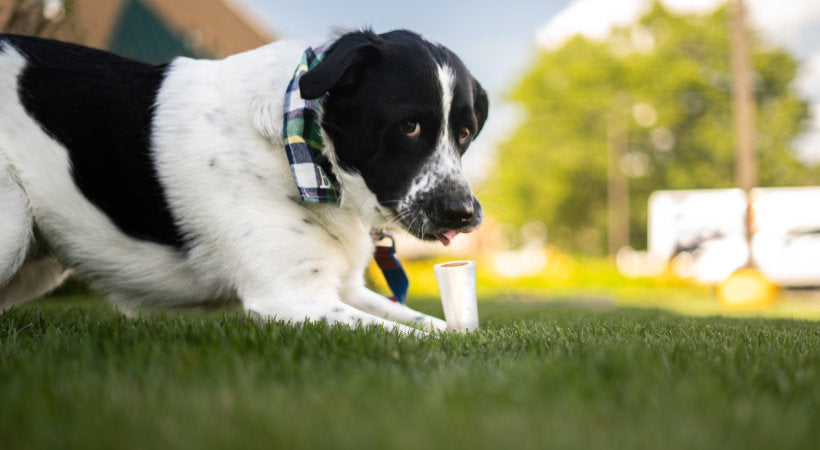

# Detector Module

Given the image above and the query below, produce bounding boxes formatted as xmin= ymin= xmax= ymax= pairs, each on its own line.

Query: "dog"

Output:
xmin=0 ymin=29 xmax=487 ymax=333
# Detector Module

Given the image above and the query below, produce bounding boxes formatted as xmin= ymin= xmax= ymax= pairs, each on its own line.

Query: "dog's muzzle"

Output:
xmin=396 ymin=190 xmax=483 ymax=246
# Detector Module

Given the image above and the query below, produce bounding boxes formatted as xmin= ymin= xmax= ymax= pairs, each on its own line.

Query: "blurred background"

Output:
xmin=3 ymin=0 xmax=820 ymax=316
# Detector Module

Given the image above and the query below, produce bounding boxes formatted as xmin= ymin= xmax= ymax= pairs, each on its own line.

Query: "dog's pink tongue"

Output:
xmin=436 ymin=230 xmax=460 ymax=246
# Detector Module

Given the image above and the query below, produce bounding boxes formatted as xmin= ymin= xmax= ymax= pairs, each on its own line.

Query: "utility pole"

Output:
xmin=730 ymin=0 xmax=757 ymax=263
xmin=607 ymin=95 xmax=630 ymax=256
xmin=719 ymin=0 xmax=778 ymax=308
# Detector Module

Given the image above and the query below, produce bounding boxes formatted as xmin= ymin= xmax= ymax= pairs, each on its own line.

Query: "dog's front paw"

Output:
xmin=416 ymin=315 xmax=448 ymax=332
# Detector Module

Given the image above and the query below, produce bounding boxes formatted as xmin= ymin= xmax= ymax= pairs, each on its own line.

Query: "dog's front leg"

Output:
xmin=342 ymin=286 xmax=448 ymax=332
xmin=240 ymin=277 xmax=420 ymax=334
xmin=214 ymin=202 xmax=422 ymax=334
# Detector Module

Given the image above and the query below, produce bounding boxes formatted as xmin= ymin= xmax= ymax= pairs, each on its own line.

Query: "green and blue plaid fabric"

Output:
xmin=283 ymin=46 xmax=340 ymax=203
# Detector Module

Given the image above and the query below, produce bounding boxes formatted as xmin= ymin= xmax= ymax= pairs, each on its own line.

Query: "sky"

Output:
xmin=243 ymin=0 xmax=820 ymax=168
xmin=241 ymin=0 xmax=572 ymax=95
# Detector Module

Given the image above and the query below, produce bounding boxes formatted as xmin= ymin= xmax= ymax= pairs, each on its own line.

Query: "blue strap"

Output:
xmin=372 ymin=232 xmax=409 ymax=304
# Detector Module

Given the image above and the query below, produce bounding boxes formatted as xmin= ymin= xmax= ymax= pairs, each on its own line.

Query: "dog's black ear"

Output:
xmin=473 ymin=78 xmax=489 ymax=137
xmin=299 ymin=31 xmax=385 ymax=100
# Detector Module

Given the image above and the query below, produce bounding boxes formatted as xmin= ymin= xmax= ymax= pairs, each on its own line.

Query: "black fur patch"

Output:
xmin=4 ymin=35 xmax=185 ymax=248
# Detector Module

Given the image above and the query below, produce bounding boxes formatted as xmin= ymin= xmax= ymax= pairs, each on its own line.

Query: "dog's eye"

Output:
xmin=400 ymin=121 xmax=421 ymax=138
xmin=458 ymin=127 xmax=472 ymax=144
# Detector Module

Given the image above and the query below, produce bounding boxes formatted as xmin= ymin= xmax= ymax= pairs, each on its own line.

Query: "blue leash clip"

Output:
xmin=371 ymin=230 xmax=409 ymax=304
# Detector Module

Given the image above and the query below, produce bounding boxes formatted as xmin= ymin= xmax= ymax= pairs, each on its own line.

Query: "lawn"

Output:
xmin=1 ymin=294 xmax=819 ymax=450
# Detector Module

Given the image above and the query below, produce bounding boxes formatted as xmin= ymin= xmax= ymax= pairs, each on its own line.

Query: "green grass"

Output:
xmin=2 ymin=294 xmax=819 ymax=450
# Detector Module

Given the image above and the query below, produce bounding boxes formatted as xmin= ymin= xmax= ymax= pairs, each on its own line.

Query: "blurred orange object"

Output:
xmin=717 ymin=268 xmax=778 ymax=309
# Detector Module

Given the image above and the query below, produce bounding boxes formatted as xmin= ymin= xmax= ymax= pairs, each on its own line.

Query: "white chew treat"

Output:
xmin=433 ymin=260 xmax=479 ymax=331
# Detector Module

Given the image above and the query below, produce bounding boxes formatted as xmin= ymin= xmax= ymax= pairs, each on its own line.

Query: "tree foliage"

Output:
xmin=492 ymin=1 xmax=816 ymax=254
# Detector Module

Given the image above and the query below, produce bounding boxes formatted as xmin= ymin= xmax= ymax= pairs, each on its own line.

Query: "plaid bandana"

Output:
xmin=283 ymin=46 xmax=340 ymax=203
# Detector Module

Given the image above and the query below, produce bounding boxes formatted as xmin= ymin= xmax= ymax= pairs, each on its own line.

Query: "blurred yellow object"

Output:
xmin=717 ymin=268 xmax=778 ymax=309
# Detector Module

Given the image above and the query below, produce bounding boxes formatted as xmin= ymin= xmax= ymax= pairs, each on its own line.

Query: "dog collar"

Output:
xmin=283 ymin=45 xmax=340 ymax=203
xmin=371 ymin=230 xmax=410 ymax=304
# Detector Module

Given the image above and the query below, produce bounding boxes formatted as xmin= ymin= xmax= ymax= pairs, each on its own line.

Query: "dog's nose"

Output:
xmin=442 ymin=198 xmax=475 ymax=226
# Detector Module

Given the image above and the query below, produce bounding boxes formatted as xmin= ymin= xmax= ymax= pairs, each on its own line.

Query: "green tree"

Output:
xmin=492 ymin=1 xmax=816 ymax=255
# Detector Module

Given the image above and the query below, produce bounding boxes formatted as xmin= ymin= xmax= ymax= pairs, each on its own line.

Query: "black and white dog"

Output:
xmin=0 ymin=30 xmax=487 ymax=333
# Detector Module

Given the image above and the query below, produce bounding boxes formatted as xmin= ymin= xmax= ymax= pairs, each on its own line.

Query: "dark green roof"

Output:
xmin=108 ymin=0 xmax=199 ymax=64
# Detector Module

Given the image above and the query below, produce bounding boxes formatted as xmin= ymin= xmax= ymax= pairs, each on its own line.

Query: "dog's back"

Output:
xmin=0 ymin=34 xmax=183 ymax=247
xmin=0 ymin=35 xmax=311 ymax=312
xmin=0 ymin=35 xmax=222 ymax=310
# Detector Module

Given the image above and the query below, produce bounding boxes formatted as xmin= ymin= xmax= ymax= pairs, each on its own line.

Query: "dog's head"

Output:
xmin=299 ymin=30 xmax=488 ymax=245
